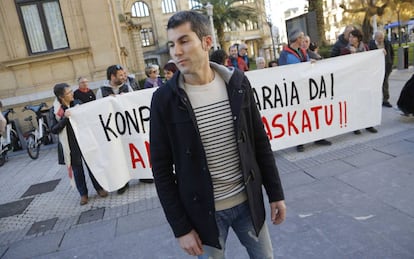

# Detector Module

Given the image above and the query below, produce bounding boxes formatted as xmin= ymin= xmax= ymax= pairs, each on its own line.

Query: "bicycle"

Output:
xmin=0 ymin=108 xmax=22 ymax=166
xmin=22 ymin=103 xmax=54 ymax=159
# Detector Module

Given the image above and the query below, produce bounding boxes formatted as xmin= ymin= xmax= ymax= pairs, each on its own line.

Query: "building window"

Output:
xmin=15 ymin=0 xmax=68 ymax=55
xmin=188 ymin=0 xmax=201 ymax=9
xmin=145 ymin=58 xmax=159 ymax=67
xmin=244 ymin=20 xmax=258 ymax=31
xmin=132 ymin=1 xmax=149 ymax=17
xmin=162 ymin=0 xmax=176 ymax=13
xmin=141 ymin=28 xmax=155 ymax=46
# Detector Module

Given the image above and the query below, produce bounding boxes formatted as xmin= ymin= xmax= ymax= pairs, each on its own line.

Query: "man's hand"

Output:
xmin=270 ymin=200 xmax=286 ymax=225
xmin=178 ymin=229 xmax=204 ymax=256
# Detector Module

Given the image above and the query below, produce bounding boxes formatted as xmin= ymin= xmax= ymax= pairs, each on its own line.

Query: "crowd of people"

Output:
xmin=51 ymin=61 xmax=179 ymax=205
xmin=1 ymin=8 xmax=412 ymax=258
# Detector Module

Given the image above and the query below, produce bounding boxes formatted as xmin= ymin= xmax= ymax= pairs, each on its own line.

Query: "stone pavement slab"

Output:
xmin=2 ymin=232 xmax=64 ymax=259
xmin=59 ymin=219 xmax=117 ymax=250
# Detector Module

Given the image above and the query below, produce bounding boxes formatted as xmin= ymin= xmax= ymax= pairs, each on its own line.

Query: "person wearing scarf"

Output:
xmin=51 ymin=83 xmax=108 ymax=205
xmin=73 ymin=76 xmax=95 ymax=103
xmin=339 ymin=28 xmax=378 ymax=135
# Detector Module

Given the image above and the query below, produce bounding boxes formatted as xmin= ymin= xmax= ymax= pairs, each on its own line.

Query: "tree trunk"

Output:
xmin=308 ymin=0 xmax=326 ymax=45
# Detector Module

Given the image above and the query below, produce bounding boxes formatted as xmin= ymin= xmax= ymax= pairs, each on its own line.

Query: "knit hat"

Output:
xmin=288 ymin=29 xmax=303 ymax=43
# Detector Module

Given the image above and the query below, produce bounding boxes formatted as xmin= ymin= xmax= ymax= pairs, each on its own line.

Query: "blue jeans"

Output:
xmin=72 ymin=162 xmax=103 ymax=196
xmin=198 ymin=202 xmax=273 ymax=259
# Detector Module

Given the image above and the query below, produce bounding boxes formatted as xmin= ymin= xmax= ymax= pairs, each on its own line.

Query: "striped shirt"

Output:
xmin=184 ymin=72 xmax=246 ymax=211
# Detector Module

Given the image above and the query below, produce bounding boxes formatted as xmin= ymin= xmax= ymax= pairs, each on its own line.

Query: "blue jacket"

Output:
xmin=279 ymin=46 xmax=309 ymax=65
xmin=149 ymin=63 xmax=284 ymax=248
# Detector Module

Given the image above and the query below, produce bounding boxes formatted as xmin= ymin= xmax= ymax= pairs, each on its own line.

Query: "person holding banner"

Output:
xmin=368 ymin=31 xmax=394 ymax=108
xmin=331 ymin=25 xmax=354 ymax=57
xmin=339 ymin=29 xmax=378 ymax=135
xmin=96 ymin=64 xmax=143 ymax=195
xmin=280 ymin=31 xmax=332 ymax=152
xmin=96 ymin=64 xmax=133 ymax=99
xmin=150 ymin=11 xmax=286 ymax=258
xmin=51 ymin=83 xmax=108 ymax=205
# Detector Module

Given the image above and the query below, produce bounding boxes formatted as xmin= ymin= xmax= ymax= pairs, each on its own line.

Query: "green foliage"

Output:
xmin=195 ymin=0 xmax=257 ymax=48
xmin=318 ymin=45 xmax=333 ymax=58
xmin=392 ymin=42 xmax=414 ymax=68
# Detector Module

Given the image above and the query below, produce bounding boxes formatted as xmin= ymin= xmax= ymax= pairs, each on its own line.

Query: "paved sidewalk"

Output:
xmin=0 ymin=68 xmax=413 ymax=258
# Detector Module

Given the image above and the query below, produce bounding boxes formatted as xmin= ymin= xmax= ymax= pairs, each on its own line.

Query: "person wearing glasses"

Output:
xmin=51 ymin=83 xmax=108 ymax=205
xmin=73 ymin=76 xmax=96 ymax=103
xmin=96 ymin=65 xmax=133 ymax=99
xmin=144 ymin=65 xmax=164 ymax=88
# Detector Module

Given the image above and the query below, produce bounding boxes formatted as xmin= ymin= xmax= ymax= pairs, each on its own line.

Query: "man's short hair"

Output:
xmin=238 ymin=43 xmax=247 ymax=52
xmin=53 ymin=83 xmax=70 ymax=101
xmin=288 ymin=29 xmax=303 ymax=43
xmin=167 ymin=11 xmax=211 ymax=41
xmin=350 ymin=29 xmax=363 ymax=42
xmin=163 ymin=62 xmax=178 ymax=73
xmin=106 ymin=65 xmax=124 ymax=80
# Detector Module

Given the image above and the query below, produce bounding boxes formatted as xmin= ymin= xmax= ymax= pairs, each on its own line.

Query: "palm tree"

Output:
xmin=193 ymin=0 xmax=258 ymax=48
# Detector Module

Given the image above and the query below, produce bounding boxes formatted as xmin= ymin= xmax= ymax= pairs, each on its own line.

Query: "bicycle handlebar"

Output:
xmin=22 ymin=102 xmax=48 ymax=115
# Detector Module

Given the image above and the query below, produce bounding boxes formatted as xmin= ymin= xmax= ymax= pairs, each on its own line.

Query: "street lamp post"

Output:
xmin=206 ymin=2 xmax=218 ymax=50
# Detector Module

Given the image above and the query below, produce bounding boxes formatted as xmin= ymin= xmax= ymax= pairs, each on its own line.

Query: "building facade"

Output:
xmin=0 ymin=0 xmax=271 ymax=109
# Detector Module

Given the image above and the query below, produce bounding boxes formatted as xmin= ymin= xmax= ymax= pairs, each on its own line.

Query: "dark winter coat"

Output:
xmin=51 ymin=100 xmax=83 ymax=165
xmin=368 ymin=39 xmax=394 ymax=65
xmin=331 ymin=34 xmax=348 ymax=57
xmin=149 ymin=62 xmax=284 ymax=249
xmin=397 ymin=74 xmax=414 ymax=115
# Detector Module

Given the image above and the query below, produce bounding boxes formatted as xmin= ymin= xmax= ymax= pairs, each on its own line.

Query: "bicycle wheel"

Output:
xmin=10 ymin=131 xmax=22 ymax=151
xmin=0 ymin=151 xmax=6 ymax=166
xmin=26 ymin=134 xmax=40 ymax=160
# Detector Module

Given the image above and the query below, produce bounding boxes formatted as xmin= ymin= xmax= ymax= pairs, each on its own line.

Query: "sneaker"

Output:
xmin=382 ymin=101 xmax=392 ymax=108
xmin=80 ymin=195 xmax=88 ymax=205
xmin=139 ymin=179 xmax=154 ymax=183
xmin=296 ymin=145 xmax=304 ymax=152
xmin=97 ymin=189 xmax=108 ymax=198
xmin=314 ymin=139 xmax=332 ymax=146
xmin=353 ymin=130 xmax=361 ymax=135
xmin=366 ymin=127 xmax=378 ymax=133
xmin=117 ymin=183 xmax=129 ymax=195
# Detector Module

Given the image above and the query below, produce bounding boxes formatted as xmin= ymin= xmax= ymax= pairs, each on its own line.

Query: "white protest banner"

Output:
xmin=246 ymin=49 xmax=384 ymax=150
xmin=69 ymin=50 xmax=384 ymax=191
xmin=70 ymin=89 xmax=156 ymax=191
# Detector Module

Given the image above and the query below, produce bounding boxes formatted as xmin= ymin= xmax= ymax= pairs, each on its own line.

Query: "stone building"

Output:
xmin=0 ymin=0 xmax=271 ymax=111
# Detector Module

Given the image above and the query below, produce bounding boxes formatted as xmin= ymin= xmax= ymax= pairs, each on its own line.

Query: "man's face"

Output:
xmin=78 ymin=79 xmax=88 ymax=90
xmin=239 ymin=47 xmax=247 ymax=56
xmin=229 ymin=47 xmax=238 ymax=58
xmin=301 ymin=36 xmax=310 ymax=50
xmin=61 ymin=87 xmax=74 ymax=104
xmin=167 ymin=22 xmax=211 ymax=75
xmin=376 ymin=33 xmax=384 ymax=44
xmin=111 ymin=69 xmax=126 ymax=85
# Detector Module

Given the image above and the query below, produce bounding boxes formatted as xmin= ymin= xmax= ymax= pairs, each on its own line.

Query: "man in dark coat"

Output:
xmin=150 ymin=11 xmax=286 ymax=258
xmin=369 ymin=31 xmax=395 ymax=107
xmin=331 ymin=25 xmax=354 ymax=57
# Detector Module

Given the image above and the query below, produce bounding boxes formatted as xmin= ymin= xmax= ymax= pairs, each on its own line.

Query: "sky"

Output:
xmin=266 ymin=0 xmax=308 ymax=44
